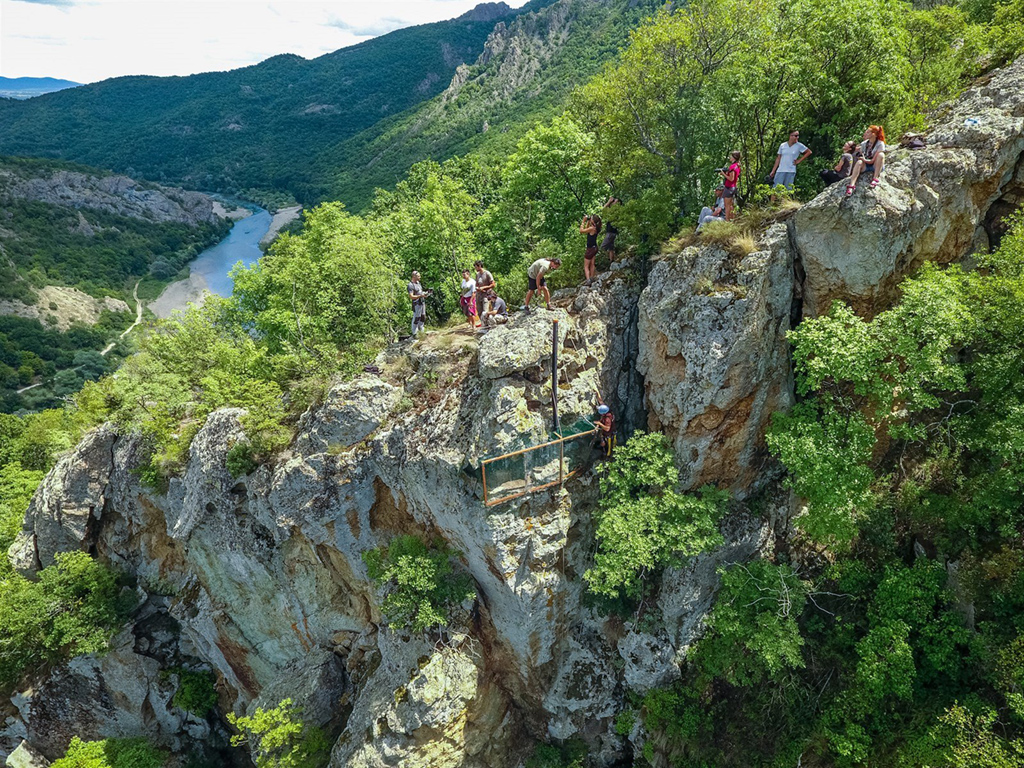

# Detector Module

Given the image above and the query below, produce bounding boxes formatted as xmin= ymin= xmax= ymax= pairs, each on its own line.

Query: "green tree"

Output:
xmin=363 ymin=535 xmax=476 ymax=633
xmin=0 ymin=552 xmax=134 ymax=691
xmin=501 ymin=115 xmax=605 ymax=244
xmin=584 ymin=432 xmax=726 ymax=600
xmin=231 ymin=202 xmax=400 ymax=371
xmin=227 ymin=698 xmax=330 ymax=768
xmin=50 ymin=737 xmax=168 ymax=768
xmin=693 ymin=559 xmax=808 ymax=686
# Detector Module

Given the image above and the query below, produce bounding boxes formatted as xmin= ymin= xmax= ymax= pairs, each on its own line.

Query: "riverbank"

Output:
xmin=259 ymin=205 xmax=302 ymax=247
xmin=149 ymin=270 xmax=211 ymax=319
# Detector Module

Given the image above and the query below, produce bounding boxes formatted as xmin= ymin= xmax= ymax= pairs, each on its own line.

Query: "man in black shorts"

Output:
xmin=524 ymin=257 xmax=561 ymax=312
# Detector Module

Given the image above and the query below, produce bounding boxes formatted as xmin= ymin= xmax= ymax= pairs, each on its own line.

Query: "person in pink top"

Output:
xmin=719 ymin=151 xmax=742 ymax=221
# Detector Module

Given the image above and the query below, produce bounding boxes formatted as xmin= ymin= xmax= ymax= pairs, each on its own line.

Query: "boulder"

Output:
xmin=637 ymin=225 xmax=795 ymax=496
xmin=1 ymin=628 xmax=206 ymax=761
xmin=477 ymin=308 xmax=568 ymax=379
xmin=8 ymin=427 xmax=117 ymax=574
xmin=6 ymin=741 xmax=50 ymax=768
xmin=295 ymin=376 xmax=402 ymax=454
xmin=795 ymin=57 xmax=1024 ymax=318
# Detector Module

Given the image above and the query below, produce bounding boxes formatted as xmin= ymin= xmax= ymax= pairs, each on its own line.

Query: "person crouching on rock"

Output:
xmin=460 ymin=269 xmax=480 ymax=329
xmin=480 ymin=290 xmax=508 ymax=328
xmin=523 ymin=257 xmax=560 ymax=313
xmin=846 ymin=125 xmax=887 ymax=196
xmin=580 ymin=214 xmax=602 ymax=284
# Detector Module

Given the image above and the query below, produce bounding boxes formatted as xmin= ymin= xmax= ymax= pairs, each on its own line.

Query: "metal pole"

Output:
xmin=551 ymin=319 xmax=560 ymax=434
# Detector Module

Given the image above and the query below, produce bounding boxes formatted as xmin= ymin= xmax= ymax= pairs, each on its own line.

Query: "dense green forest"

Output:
xmin=0 ymin=0 xmax=558 ymax=207
xmin=0 ymin=0 xmax=1023 ymax=763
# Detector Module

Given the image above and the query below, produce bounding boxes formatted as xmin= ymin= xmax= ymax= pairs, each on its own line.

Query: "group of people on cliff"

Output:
xmin=698 ymin=124 xmax=888 ymax=226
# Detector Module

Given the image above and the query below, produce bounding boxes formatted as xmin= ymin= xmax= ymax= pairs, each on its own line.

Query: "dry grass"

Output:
xmin=729 ymin=230 xmax=757 ymax=258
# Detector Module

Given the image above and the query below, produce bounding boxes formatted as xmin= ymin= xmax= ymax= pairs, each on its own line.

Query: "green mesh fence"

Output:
xmin=479 ymin=418 xmax=598 ymax=506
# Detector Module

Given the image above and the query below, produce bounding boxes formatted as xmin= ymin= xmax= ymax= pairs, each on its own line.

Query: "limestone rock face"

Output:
xmin=8 ymin=427 xmax=117 ymax=574
xmin=637 ymin=225 xmax=795 ymax=496
xmin=1 ymin=627 xmax=208 ymax=761
xmin=5 ymin=264 xmax=662 ymax=767
xmin=3 ymin=169 xmax=217 ymax=226
xmin=795 ymin=56 xmax=1024 ymax=318
xmin=478 ymin=308 xmax=568 ymax=379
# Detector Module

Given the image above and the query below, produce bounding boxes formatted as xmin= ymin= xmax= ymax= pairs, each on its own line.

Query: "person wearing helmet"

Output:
xmin=596 ymin=399 xmax=615 ymax=458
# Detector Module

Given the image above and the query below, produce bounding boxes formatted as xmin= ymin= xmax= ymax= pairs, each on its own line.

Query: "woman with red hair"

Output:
xmin=845 ymin=125 xmax=887 ymax=196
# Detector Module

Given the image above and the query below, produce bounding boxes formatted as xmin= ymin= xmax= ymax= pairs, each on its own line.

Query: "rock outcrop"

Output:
xmin=637 ymin=225 xmax=795 ymax=497
xmin=796 ymin=57 xmax=1024 ymax=318
xmin=2 ymin=169 xmax=218 ymax=226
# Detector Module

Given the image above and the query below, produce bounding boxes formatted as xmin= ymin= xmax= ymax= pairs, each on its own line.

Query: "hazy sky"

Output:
xmin=0 ymin=0 xmax=529 ymax=84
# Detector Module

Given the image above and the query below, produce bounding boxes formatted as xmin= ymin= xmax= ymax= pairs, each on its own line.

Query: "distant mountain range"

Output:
xmin=0 ymin=77 xmax=81 ymax=100
xmin=0 ymin=0 xmax=661 ymax=209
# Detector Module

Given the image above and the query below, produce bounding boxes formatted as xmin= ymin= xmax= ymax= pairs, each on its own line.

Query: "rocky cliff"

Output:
xmin=4 ymin=58 xmax=1024 ymax=767
xmin=0 ymin=168 xmax=218 ymax=227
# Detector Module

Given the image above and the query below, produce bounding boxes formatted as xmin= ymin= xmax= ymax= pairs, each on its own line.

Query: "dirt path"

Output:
xmin=16 ymin=282 xmax=143 ymax=394
xmin=101 ymin=281 xmax=142 ymax=356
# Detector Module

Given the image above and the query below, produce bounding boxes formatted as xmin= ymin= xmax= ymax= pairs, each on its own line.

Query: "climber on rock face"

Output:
xmin=846 ymin=124 xmax=887 ymax=196
xmin=595 ymin=400 xmax=616 ymax=458
xmin=523 ymin=257 xmax=560 ymax=313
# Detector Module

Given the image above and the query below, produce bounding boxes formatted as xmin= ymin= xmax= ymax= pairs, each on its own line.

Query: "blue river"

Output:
xmin=191 ymin=208 xmax=272 ymax=297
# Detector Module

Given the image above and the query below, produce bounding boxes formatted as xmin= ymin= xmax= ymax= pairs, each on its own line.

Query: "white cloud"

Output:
xmin=0 ymin=0 xmax=529 ymax=83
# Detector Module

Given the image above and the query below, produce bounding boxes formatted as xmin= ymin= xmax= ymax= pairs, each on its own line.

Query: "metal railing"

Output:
xmin=479 ymin=419 xmax=598 ymax=506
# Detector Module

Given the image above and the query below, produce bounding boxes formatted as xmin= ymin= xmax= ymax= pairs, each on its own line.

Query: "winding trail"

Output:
xmin=15 ymin=281 xmax=144 ymax=395
xmin=101 ymin=280 xmax=143 ymax=356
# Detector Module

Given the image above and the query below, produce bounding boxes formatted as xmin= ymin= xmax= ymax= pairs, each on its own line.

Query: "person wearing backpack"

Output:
xmin=719 ymin=151 xmax=742 ymax=221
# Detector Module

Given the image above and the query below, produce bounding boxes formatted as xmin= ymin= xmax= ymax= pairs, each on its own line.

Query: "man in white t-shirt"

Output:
xmin=523 ymin=257 xmax=561 ymax=312
xmin=769 ymin=130 xmax=812 ymax=191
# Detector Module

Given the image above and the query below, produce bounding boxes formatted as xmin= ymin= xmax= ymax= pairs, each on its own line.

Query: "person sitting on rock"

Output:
xmin=580 ymin=214 xmax=603 ymax=284
xmin=846 ymin=125 xmax=887 ymax=196
xmin=697 ymin=187 xmax=727 ymax=230
xmin=523 ymin=257 xmax=561 ymax=313
xmin=480 ymin=290 xmax=508 ymax=328
xmin=460 ymin=269 xmax=480 ymax=329
xmin=820 ymin=141 xmax=856 ymax=186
